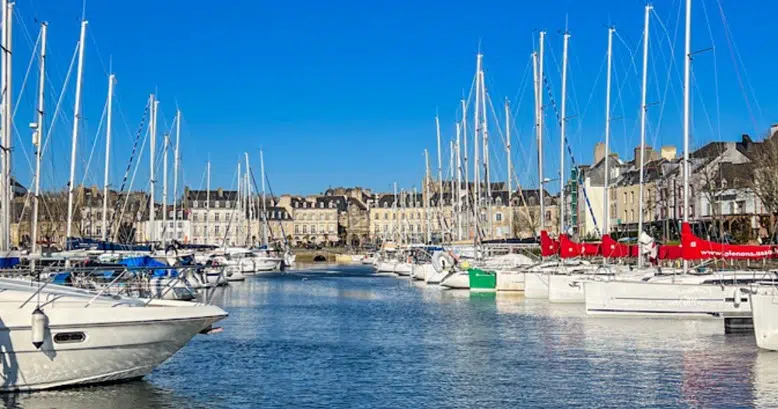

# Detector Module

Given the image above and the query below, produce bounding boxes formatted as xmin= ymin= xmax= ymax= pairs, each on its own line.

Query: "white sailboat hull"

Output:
xmin=393 ymin=262 xmax=412 ymax=276
xmin=584 ymin=280 xmax=751 ymax=319
xmin=548 ymin=274 xmax=586 ymax=303
xmin=524 ymin=272 xmax=549 ymax=299
xmin=411 ymin=263 xmax=434 ymax=281
xmin=495 ymin=270 xmax=525 ymax=292
xmin=375 ymin=261 xmax=395 ymax=273
xmin=440 ymin=271 xmax=469 ymax=289
xmin=751 ymin=290 xmax=778 ymax=351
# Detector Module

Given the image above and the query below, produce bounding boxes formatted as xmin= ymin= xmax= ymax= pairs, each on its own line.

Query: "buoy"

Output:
xmin=31 ymin=307 xmax=46 ymax=349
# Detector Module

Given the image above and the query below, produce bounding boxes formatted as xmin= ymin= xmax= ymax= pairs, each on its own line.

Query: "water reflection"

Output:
xmin=6 ymin=265 xmax=778 ymax=408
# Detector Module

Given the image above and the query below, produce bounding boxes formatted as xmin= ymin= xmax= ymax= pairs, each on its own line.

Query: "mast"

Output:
xmin=603 ymin=27 xmax=615 ymax=236
xmin=393 ymin=182 xmax=398 ymax=243
xmin=1 ymin=1 xmax=12 ymax=251
xmin=461 ymin=98 xmax=469 ymax=237
xmin=473 ymin=53 xmax=483 ymax=238
xmin=424 ymin=149 xmax=431 ymax=244
xmin=205 ymin=161 xmax=211 ymax=245
xmin=481 ymin=67 xmax=492 ymax=238
xmin=31 ymin=22 xmax=47 ymax=265
xmin=260 ymin=149 xmax=269 ymax=246
xmin=559 ymin=31 xmax=570 ymax=236
xmin=148 ymin=96 xmax=157 ymax=244
xmin=505 ymin=98 xmax=512 ymax=238
xmin=244 ymin=152 xmax=252 ymax=246
xmin=637 ymin=5 xmax=652 ymax=268
xmin=537 ymin=31 xmax=546 ymax=233
xmin=0 ymin=0 xmax=7 ymax=252
xmin=435 ymin=115 xmax=443 ymax=239
xmin=162 ymin=131 xmax=168 ymax=248
xmin=455 ymin=122 xmax=463 ymax=240
xmin=173 ymin=110 xmax=181 ymax=244
xmin=236 ymin=161 xmax=241 ymax=245
xmin=683 ymin=0 xmax=691 ymax=273
xmin=101 ymin=73 xmax=115 ymax=241
xmin=449 ymin=139 xmax=454 ymax=242
xmin=66 ymin=20 xmax=87 ymax=246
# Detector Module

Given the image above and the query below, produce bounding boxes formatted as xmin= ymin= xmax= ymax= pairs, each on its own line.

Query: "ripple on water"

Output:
xmin=8 ymin=265 xmax=776 ymax=408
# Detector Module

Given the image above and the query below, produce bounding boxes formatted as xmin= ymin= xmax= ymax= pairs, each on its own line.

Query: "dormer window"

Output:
xmin=319 ymin=202 xmax=324 ymax=209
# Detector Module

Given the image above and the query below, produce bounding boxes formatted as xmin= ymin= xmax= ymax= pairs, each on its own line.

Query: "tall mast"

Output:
xmin=260 ymin=149 xmax=269 ymax=246
xmin=393 ymin=182 xmax=398 ymax=243
xmin=205 ymin=161 xmax=211 ymax=244
xmin=473 ymin=54 xmax=482 ymax=218
xmin=424 ymin=149 xmax=431 ymax=244
xmin=481 ymin=67 xmax=492 ymax=238
xmin=603 ymin=27 xmax=615 ymax=236
xmin=683 ymin=0 xmax=691 ymax=273
xmin=449 ymin=139 xmax=454 ymax=241
xmin=637 ymin=5 xmax=652 ymax=268
xmin=66 ymin=20 xmax=88 ymax=246
xmin=0 ymin=0 xmax=7 ymax=252
xmin=173 ymin=110 xmax=181 ymax=243
xmin=559 ymin=31 xmax=570 ymax=236
xmin=101 ymin=73 xmax=115 ymax=241
xmin=1 ymin=1 xmax=12 ymax=251
xmin=148 ymin=96 xmax=157 ymax=244
xmin=537 ymin=31 xmax=546 ymax=233
xmin=435 ymin=115 xmax=443 ymax=235
xmin=460 ymin=98 xmax=469 ymax=237
xmin=244 ymin=152 xmax=252 ymax=246
xmin=162 ymin=131 xmax=168 ymax=248
xmin=505 ymin=98 xmax=512 ymax=238
xmin=236 ymin=161 xmax=241 ymax=244
xmin=31 ymin=22 xmax=47 ymax=264
xmin=455 ymin=122 xmax=463 ymax=240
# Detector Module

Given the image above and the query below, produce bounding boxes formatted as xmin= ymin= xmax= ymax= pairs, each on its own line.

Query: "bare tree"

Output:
xmin=749 ymin=135 xmax=778 ymax=238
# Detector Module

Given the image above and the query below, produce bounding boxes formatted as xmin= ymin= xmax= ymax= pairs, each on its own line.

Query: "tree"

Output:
xmin=749 ymin=135 xmax=778 ymax=238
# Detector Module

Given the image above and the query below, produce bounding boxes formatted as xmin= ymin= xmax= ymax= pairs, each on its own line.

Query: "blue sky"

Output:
xmin=9 ymin=0 xmax=776 ymax=198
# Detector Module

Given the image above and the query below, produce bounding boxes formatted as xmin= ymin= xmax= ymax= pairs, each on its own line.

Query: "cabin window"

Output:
xmin=54 ymin=332 xmax=86 ymax=344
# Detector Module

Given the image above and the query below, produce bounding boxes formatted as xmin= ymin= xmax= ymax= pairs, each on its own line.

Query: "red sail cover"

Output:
xmin=601 ymin=234 xmax=638 ymax=258
xmin=681 ymin=222 xmax=776 ymax=260
xmin=658 ymin=244 xmax=682 ymax=260
xmin=540 ymin=230 xmax=559 ymax=257
xmin=559 ymin=234 xmax=600 ymax=258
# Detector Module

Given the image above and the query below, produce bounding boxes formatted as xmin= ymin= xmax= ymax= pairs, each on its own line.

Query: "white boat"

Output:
xmin=495 ymin=269 xmax=525 ymax=291
xmin=524 ymin=261 xmax=596 ymax=299
xmin=224 ymin=266 xmax=246 ymax=282
xmin=251 ymin=248 xmax=283 ymax=272
xmin=0 ymin=277 xmax=227 ymax=391
xmin=375 ymin=260 xmax=396 ymax=273
xmin=750 ymin=284 xmax=778 ymax=350
xmin=584 ymin=270 xmax=773 ymax=319
xmin=361 ymin=253 xmax=377 ymax=265
xmin=393 ymin=262 xmax=413 ymax=276
xmin=440 ymin=270 xmax=469 ymax=289
xmin=411 ymin=263 xmax=434 ymax=281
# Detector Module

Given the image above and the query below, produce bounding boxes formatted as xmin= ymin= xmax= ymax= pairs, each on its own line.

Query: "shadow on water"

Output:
xmin=0 ymin=379 xmax=210 ymax=409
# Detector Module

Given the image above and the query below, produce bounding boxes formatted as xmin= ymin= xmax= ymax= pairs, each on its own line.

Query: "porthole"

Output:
xmin=54 ymin=332 xmax=86 ymax=344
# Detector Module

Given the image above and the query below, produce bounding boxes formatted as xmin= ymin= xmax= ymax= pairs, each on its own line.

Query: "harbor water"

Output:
xmin=4 ymin=264 xmax=778 ymax=408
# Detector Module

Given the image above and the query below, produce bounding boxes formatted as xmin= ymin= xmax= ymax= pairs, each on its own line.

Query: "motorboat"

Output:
xmin=0 ymin=277 xmax=227 ymax=391
xmin=749 ymin=283 xmax=778 ymax=350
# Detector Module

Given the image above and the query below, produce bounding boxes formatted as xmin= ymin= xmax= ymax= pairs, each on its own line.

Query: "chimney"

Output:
xmin=594 ymin=142 xmax=606 ymax=164
xmin=217 ymin=188 xmax=224 ymax=198
xmin=660 ymin=146 xmax=677 ymax=161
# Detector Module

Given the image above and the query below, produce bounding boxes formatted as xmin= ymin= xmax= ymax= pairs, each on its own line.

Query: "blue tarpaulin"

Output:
xmin=118 ymin=256 xmax=177 ymax=278
xmin=0 ymin=257 xmax=20 ymax=268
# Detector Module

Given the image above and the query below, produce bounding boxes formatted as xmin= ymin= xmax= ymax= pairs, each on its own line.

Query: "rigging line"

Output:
xmin=39 ymin=42 xmax=78 ymax=168
xmin=651 ymin=3 xmax=684 ymax=141
xmin=8 ymin=18 xmax=41 ymax=176
xmin=690 ymin=68 xmax=719 ymax=152
xmin=715 ymin=0 xmax=762 ymax=134
xmin=77 ymin=97 xmax=108 ymax=189
xmin=541 ymin=71 xmax=599 ymax=233
xmin=700 ymin=0 xmax=722 ymax=144
xmin=572 ymin=52 xmax=607 ymax=138
xmin=111 ymin=103 xmax=150 ymax=238
xmin=613 ymin=30 xmax=640 ymax=76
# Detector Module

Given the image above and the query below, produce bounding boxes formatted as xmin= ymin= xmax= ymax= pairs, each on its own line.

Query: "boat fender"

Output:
xmin=732 ymin=288 xmax=741 ymax=308
xmin=31 ymin=307 xmax=47 ymax=349
xmin=431 ymin=251 xmax=454 ymax=274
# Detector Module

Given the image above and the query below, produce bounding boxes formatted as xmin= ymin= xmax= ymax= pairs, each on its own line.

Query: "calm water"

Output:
xmin=3 ymin=264 xmax=778 ymax=408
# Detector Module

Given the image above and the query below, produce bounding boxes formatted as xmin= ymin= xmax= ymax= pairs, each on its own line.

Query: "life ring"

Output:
xmin=431 ymin=251 xmax=454 ymax=274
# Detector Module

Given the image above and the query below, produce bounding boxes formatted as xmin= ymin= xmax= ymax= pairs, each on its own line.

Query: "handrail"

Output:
xmin=85 ymin=269 xmax=128 ymax=307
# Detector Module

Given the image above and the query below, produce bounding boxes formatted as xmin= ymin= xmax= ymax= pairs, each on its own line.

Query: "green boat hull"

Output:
xmin=469 ymin=268 xmax=496 ymax=292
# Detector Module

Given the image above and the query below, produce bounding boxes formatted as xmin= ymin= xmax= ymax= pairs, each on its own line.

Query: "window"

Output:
xmin=495 ymin=213 xmax=503 ymax=222
xmin=630 ymin=210 xmax=634 ymax=220
xmin=329 ymin=224 xmax=335 ymax=233
xmin=623 ymin=210 xmax=627 ymax=221
xmin=214 ymin=201 xmax=220 ymax=208
xmin=215 ymin=226 xmax=220 ymax=234
xmin=193 ymin=200 xmax=198 ymax=208
xmin=226 ymin=201 xmax=231 ymax=209
xmin=54 ymin=332 xmax=86 ymax=344
xmin=729 ymin=202 xmax=735 ymax=214
xmin=215 ymin=214 xmax=220 ymax=222
xmin=630 ymin=192 xmax=635 ymax=203
xmin=737 ymin=201 xmax=746 ymax=214
xmin=707 ymin=203 xmax=712 ymax=215
xmin=383 ymin=213 xmax=388 ymax=220
xmin=303 ymin=225 xmax=308 ymax=234
xmin=320 ymin=202 xmax=324 ymax=208
xmin=623 ymin=192 xmax=627 ymax=204
xmin=311 ymin=225 xmax=316 ymax=234
xmin=193 ymin=214 xmax=198 ymax=222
